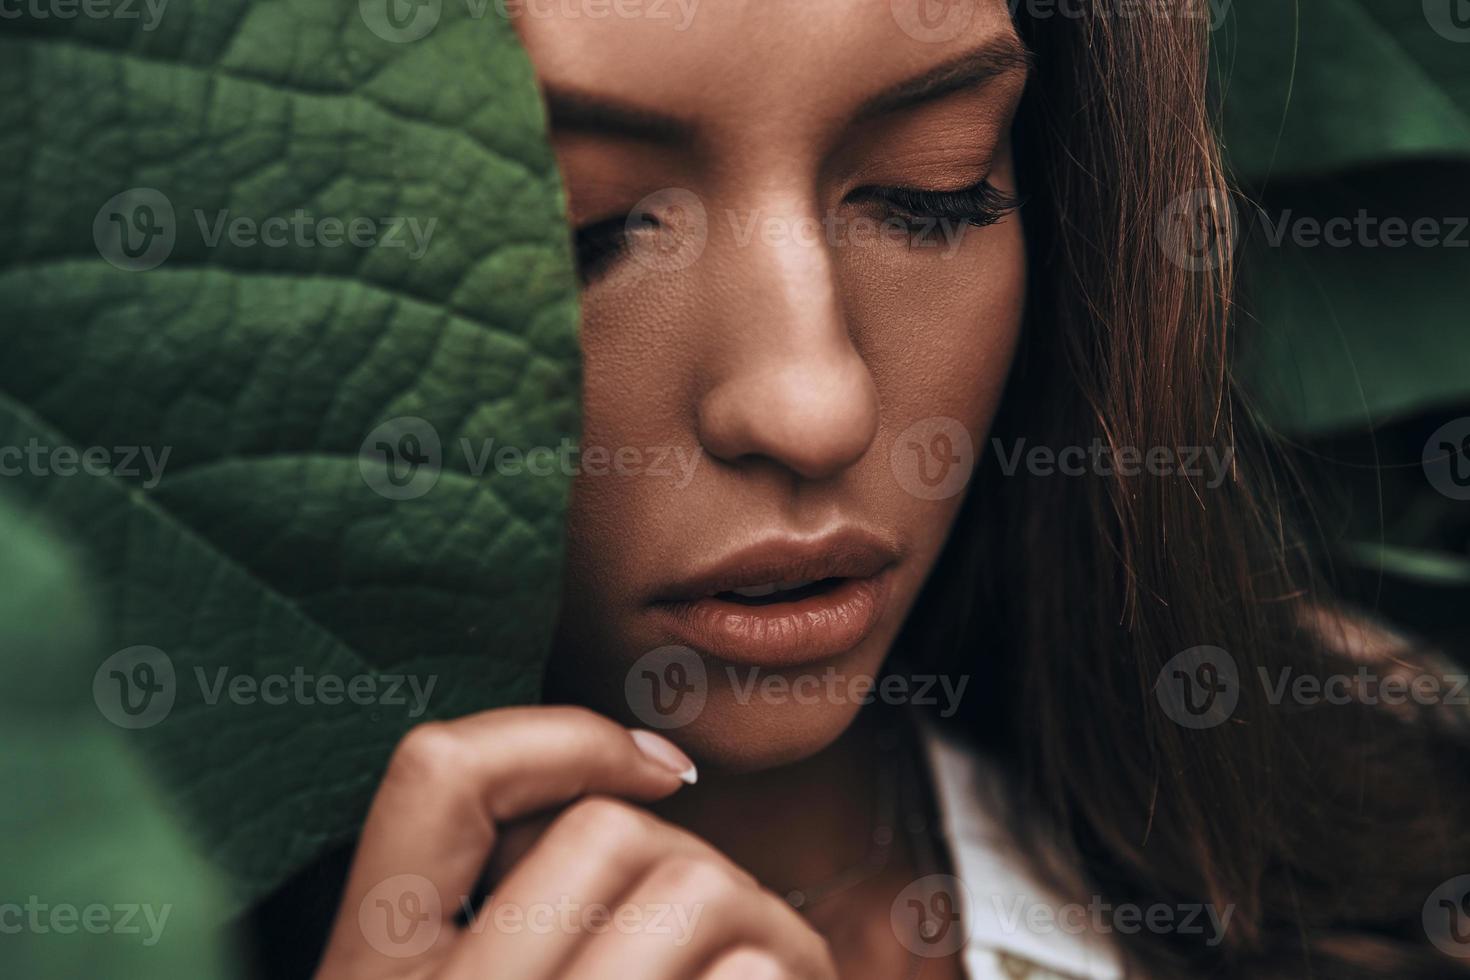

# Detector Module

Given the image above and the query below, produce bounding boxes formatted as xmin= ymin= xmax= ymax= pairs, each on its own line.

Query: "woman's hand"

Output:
xmin=314 ymin=706 xmax=837 ymax=980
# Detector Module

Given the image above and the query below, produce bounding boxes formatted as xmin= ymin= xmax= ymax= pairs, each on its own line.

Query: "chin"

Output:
xmin=656 ymin=690 xmax=864 ymax=773
xmin=546 ymin=632 xmax=882 ymax=773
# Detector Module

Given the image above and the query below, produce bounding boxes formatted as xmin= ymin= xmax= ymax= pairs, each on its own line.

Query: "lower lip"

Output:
xmin=652 ymin=572 xmax=891 ymax=667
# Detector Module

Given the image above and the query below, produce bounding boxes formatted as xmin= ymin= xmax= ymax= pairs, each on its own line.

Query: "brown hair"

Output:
xmin=906 ymin=2 xmax=1470 ymax=976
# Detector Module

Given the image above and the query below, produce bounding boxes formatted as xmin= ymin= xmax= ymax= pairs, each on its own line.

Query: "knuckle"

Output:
xmin=556 ymin=795 xmax=651 ymax=848
xmin=385 ymin=721 xmax=462 ymax=787
xmin=647 ymin=855 xmax=745 ymax=905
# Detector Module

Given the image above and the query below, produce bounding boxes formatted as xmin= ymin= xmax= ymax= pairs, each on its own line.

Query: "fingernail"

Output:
xmin=630 ymin=729 xmax=698 ymax=785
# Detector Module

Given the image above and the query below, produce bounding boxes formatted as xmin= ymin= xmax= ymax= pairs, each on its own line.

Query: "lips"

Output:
xmin=649 ymin=531 xmax=898 ymax=666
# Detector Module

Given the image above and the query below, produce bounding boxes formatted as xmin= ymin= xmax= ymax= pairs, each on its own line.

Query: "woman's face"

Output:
xmin=519 ymin=0 xmax=1029 ymax=770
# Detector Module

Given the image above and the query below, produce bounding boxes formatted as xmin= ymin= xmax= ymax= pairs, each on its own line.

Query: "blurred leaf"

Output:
xmin=1215 ymin=0 xmax=1470 ymax=181
xmin=0 ymin=500 xmax=233 ymax=979
xmin=1234 ymin=162 xmax=1470 ymax=431
xmin=1213 ymin=3 xmax=1470 ymax=432
xmin=1274 ymin=408 xmax=1470 ymax=649
xmin=0 ymin=0 xmax=579 ymax=910
xmin=1345 ymin=540 xmax=1470 ymax=586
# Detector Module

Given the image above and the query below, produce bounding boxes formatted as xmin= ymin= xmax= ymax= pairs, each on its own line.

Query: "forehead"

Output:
xmin=511 ymin=0 xmax=1022 ymax=131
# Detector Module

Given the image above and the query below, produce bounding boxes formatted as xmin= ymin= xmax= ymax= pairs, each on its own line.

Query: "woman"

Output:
xmin=311 ymin=1 xmax=1470 ymax=977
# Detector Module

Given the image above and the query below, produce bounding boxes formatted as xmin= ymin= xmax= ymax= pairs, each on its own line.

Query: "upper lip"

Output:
xmin=651 ymin=528 xmax=900 ymax=603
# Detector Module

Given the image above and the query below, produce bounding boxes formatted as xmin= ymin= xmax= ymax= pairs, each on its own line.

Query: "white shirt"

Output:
xmin=920 ymin=724 xmax=1123 ymax=980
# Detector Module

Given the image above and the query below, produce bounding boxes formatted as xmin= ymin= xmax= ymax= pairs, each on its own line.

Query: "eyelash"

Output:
xmin=574 ymin=216 xmax=636 ymax=282
xmin=572 ymin=179 xmax=1022 ymax=281
xmin=855 ymin=179 xmax=1022 ymax=230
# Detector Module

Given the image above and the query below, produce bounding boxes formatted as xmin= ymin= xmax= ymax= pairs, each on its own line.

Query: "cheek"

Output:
xmin=846 ymin=218 xmax=1028 ymax=447
xmin=833 ymin=221 xmax=1026 ymax=627
xmin=557 ymin=275 xmax=695 ymax=548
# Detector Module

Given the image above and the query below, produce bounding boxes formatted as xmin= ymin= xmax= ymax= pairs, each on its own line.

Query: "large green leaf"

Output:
xmin=1213 ymin=2 xmax=1470 ymax=432
xmin=0 ymin=500 xmax=233 ymax=979
xmin=1 ymin=0 xmax=580 ymax=910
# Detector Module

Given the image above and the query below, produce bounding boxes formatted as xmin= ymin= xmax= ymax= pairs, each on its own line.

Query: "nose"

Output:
xmin=695 ymin=211 xmax=880 ymax=482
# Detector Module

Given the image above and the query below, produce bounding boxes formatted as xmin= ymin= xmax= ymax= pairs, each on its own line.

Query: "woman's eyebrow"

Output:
xmin=543 ymin=86 xmax=694 ymax=145
xmin=855 ymin=34 xmax=1033 ymax=122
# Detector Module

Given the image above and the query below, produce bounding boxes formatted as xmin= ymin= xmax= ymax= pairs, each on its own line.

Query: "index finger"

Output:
xmin=317 ymin=705 xmax=696 ymax=977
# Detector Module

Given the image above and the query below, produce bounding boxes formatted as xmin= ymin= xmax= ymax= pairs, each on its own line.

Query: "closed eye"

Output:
xmin=851 ymin=178 xmax=1022 ymax=228
xmin=573 ymin=179 xmax=1022 ymax=281
xmin=574 ymin=212 xmax=664 ymax=283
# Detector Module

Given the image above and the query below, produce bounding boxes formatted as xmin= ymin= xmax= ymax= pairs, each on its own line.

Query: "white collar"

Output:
xmin=918 ymin=722 xmax=1124 ymax=980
